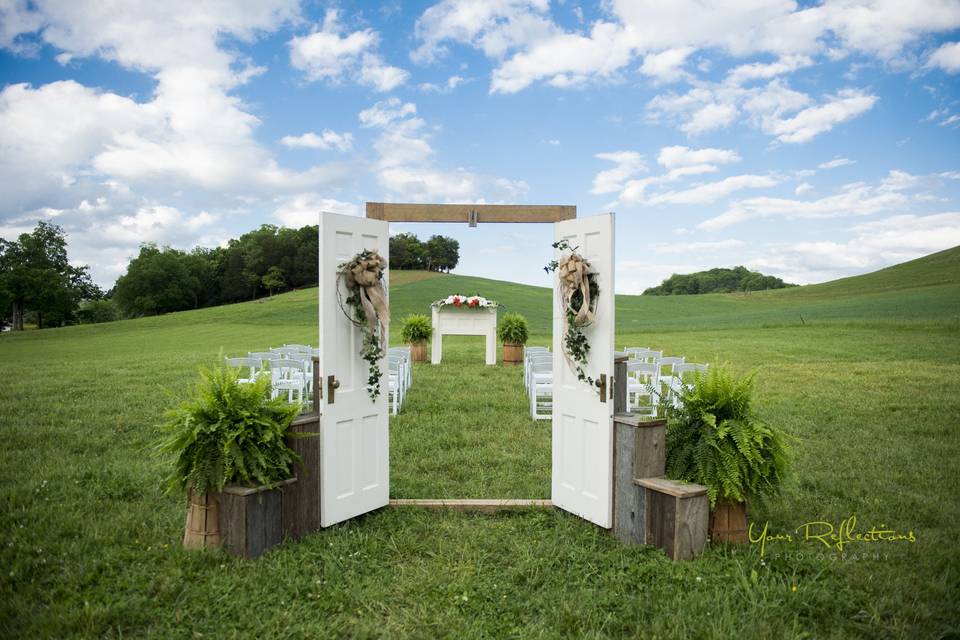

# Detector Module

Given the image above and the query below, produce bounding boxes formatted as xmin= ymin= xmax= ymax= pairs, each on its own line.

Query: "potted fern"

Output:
xmin=664 ymin=363 xmax=790 ymax=543
xmin=497 ymin=313 xmax=529 ymax=364
xmin=159 ymin=361 xmax=304 ymax=557
xmin=400 ymin=314 xmax=432 ymax=362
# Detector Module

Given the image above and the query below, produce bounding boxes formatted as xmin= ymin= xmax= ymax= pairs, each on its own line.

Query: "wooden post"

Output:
xmin=612 ymin=416 xmax=667 ymax=545
xmin=634 ymin=478 xmax=709 ymax=561
xmin=282 ymin=414 xmax=321 ymax=540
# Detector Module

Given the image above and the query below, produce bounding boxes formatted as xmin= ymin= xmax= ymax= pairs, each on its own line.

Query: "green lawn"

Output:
xmin=1 ymin=247 xmax=959 ymax=638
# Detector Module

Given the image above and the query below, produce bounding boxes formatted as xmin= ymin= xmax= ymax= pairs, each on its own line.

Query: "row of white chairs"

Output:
xmin=621 ymin=347 xmax=707 ymax=415
xmin=524 ymin=347 xmax=553 ymax=421
xmin=228 ymin=344 xmax=416 ymax=414
xmin=226 ymin=344 xmax=319 ymax=406
xmin=387 ymin=346 xmax=413 ymax=415
xmin=522 ymin=345 xmax=709 ymax=419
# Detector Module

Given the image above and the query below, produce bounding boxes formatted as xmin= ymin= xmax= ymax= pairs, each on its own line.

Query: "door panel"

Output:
xmin=319 ymin=212 xmax=390 ymax=527
xmin=551 ymin=213 xmax=615 ymax=528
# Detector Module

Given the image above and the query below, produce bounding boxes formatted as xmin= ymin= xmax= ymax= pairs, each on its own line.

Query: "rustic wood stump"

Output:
xmin=502 ymin=343 xmax=523 ymax=364
xmin=634 ymin=477 xmax=709 ymax=561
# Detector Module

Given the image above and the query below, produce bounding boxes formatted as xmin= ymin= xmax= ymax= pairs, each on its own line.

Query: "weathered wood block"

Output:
xmin=283 ymin=414 xmax=321 ymax=540
xmin=612 ymin=415 xmax=667 ymax=545
xmin=220 ymin=478 xmax=296 ymax=559
xmin=634 ymin=477 xmax=709 ymax=561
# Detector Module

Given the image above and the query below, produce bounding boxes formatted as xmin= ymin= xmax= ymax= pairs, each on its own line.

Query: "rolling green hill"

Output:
xmin=1 ymin=246 xmax=958 ymax=637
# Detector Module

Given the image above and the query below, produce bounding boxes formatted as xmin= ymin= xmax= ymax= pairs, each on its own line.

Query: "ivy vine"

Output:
xmin=544 ymin=240 xmax=600 ymax=389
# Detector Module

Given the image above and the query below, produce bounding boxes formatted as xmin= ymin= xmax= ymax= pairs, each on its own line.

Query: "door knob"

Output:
xmin=327 ymin=375 xmax=340 ymax=403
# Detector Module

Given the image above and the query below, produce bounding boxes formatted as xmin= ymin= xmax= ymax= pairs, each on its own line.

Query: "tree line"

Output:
xmin=1 ymin=222 xmax=461 ymax=329
xmin=642 ymin=266 xmax=796 ymax=295
xmin=388 ymin=233 xmax=459 ymax=271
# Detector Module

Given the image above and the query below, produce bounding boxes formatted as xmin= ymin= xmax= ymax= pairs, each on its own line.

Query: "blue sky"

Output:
xmin=1 ymin=0 xmax=959 ymax=293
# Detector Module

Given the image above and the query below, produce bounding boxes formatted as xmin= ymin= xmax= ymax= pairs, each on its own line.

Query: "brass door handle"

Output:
xmin=596 ymin=373 xmax=607 ymax=403
xmin=327 ymin=375 xmax=340 ymax=403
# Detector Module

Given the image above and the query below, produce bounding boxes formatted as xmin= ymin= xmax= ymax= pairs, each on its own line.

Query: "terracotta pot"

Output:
xmin=409 ymin=342 xmax=428 ymax=363
xmin=502 ymin=343 xmax=523 ymax=364
xmin=183 ymin=490 xmax=221 ymax=550
xmin=709 ymin=498 xmax=749 ymax=543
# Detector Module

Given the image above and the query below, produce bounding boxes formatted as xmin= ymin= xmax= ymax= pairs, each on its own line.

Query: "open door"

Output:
xmin=318 ymin=211 xmax=390 ymax=527
xmin=551 ymin=213 xmax=615 ymax=528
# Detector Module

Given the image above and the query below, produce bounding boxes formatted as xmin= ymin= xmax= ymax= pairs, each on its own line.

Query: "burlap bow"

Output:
xmin=558 ymin=252 xmax=596 ymax=327
xmin=341 ymin=251 xmax=389 ymax=346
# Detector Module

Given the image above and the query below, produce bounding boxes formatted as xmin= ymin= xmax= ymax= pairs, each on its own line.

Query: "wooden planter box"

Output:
xmin=634 ymin=477 xmax=709 ymax=561
xmin=709 ymin=499 xmax=749 ymax=544
xmin=409 ymin=342 xmax=428 ymax=362
xmin=219 ymin=478 xmax=297 ymax=559
xmin=502 ymin=343 xmax=523 ymax=364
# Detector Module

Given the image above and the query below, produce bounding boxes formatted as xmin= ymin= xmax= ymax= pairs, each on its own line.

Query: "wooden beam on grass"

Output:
xmin=389 ymin=499 xmax=553 ymax=513
xmin=366 ymin=202 xmax=576 ymax=223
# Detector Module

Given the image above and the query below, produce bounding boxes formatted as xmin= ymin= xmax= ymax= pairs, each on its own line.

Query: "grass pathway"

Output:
xmin=390 ymin=337 xmax=551 ymax=499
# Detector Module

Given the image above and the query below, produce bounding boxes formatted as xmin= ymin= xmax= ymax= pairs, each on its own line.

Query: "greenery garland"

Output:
xmin=544 ymin=239 xmax=600 ymax=388
xmin=336 ymin=250 xmax=389 ymax=401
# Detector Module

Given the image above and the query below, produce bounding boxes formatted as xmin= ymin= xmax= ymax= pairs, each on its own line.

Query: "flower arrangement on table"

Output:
xmin=432 ymin=294 xmax=499 ymax=309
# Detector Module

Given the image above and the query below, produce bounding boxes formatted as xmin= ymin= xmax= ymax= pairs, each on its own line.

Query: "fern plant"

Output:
xmin=159 ymin=362 xmax=304 ymax=497
xmin=664 ymin=363 xmax=790 ymax=507
xmin=497 ymin=313 xmax=530 ymax=345
xmin=400 ymin=314 xmax=432 ymax=343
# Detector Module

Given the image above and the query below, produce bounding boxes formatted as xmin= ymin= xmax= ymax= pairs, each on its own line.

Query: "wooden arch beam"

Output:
xmin=366 ymin=202 xmax=576 ymax=223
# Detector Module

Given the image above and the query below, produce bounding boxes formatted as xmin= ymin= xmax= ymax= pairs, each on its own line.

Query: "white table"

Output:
xmin=431 ymin=305 xmax=497 ymax=365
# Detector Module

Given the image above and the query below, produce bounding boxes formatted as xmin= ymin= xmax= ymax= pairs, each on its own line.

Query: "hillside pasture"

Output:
xmin=1 ymin=247 xmax=959 ymax=638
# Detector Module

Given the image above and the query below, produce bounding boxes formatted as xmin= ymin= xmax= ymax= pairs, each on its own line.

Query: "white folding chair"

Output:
xmin=656 ymin=356 xmax=685 ymax=400
xmin=267 ymin=358 xmax=306 ymax=405
xmin=525 ymin=353 xmax=552 ymax=394
xmin=389 ymin=347 xmax=412 ymax=388
xmin=529 ymin=359 xmax=553 ymax=420
xmin=626 ymin=361 xmax=659 ymax=416
xmin=225 ymin=357 xmax=259 ymax=385
xmin=670 ymin=363 xmax=708 ymax=408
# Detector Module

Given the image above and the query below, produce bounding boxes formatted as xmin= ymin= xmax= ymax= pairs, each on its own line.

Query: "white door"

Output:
xmin=318 ymin=211 xmax=390 ymax=527
xmin=551 ymin=213 xmax=615 ymax=528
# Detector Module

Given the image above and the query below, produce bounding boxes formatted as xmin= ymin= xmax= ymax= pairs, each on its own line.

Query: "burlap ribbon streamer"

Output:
xmin=558 ymin=252 xmax=596 ymax=327
xmin=341 ymin=252 xmax=389 ymax=346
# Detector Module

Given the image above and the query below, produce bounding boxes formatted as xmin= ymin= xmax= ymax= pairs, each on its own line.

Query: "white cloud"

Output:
xmin=0 ymin=1 xmax=366 ymax=287
xmin=795 ymin=182 xmax=814 ymax=196
xmin=725 ymin=55 xmax=813 ymax=85
xmin=646 ymin=174 xmax=779 ymax=206
xmin=273 ymin=194 xmax=360 ymax=228
xmin=289 ymin=9 xmax=408 ymax=91
xmin=591 ymin=151 xmax=646 ymax=195
xmin=762 ymin=89 xmax=878 ymax=143
xmin=411 ymin=0 xmax=556 ymax=64
xmin=358 ymin=98 xmax=524 ymax=202
xmin=639 ymin=47 xmax=695 ymax=83
xmin=818 ymin=157 xmax=854 ymax=169
xmin=657 ymin=146 xmax=740 ymax=168
xmin=490 ymin=20 xmax=634 ymax=93
xmin=414 ymin=0 xmax=960 ymax=94
xmin=652 ymin=239 xmax=745 ymax=254
xmin=927 ymin=41 xmax=960 ymax=73
xmin=648 ymin=79 xmax=856 ymax=142
xmin=418 ymin=75 xmax=467 ymax=93
xmin=280 ymin=130 xmax=354 ymax=152
xmin=699 ymin=170 xmax=920 ymax=230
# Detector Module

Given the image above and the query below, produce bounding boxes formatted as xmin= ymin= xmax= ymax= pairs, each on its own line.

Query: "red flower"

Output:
xmin=453 ymin=296 xmax=462 ymax=307
xmin=468 ymin=297 xmax=478 ymax=308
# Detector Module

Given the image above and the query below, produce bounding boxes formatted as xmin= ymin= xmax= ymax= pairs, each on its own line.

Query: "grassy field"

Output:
xmin=1 ymin=247 xmax=959 ymax=638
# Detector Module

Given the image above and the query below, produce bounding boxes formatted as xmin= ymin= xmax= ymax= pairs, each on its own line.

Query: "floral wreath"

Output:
xmin=432 ymin=294 xmax=498 ymax=309
xmin=336 ymin=250 xmax=389 ymax=401
xmin=544 ymin=239 xmax=599 ymax=389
